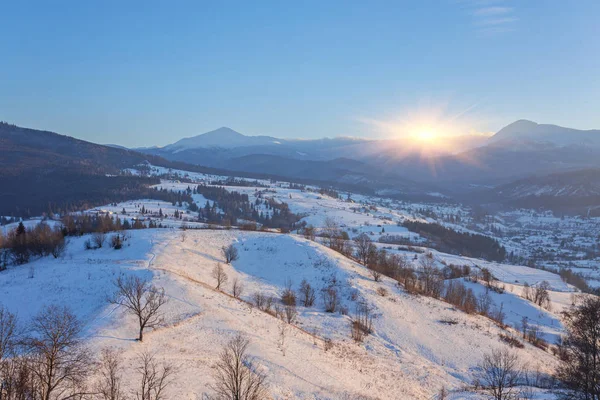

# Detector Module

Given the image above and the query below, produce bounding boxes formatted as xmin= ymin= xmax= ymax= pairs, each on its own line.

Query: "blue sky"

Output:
xmin=1 ymin=0 xmax=598 ymax=147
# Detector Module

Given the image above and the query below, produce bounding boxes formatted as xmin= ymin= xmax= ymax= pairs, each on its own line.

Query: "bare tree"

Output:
xmin=212 ymin=263 xmax=228 ymax=291
xmin=522 ymin=283 xmax=533 ymax=302
xmin=353 ymin=234 xmax=373 ymax=266
xmin=27 ymin=305 xmax=92 ymax=400
xmin=283 ymin=305 xmax=297 ymax=324
xmin=135 ymin=351 xmax=174 ymax=400
xmin=298 ymin=279 xmax=316 ymax=307
xmin=1 ymin=357 xmax=32 ymax=399
xmin=50 ymin=238 xmax=67 ymax=259
xmin=322 ymin=218 xmax=347 ymax=253
xmin=0 ymin=304 xmax=18 ymax=363
xmin=277 ymin=322 xmax=288 ymax=356
xmin=533 ymin=281 xmax=551 ymax=309
xmin=231 ymin=278 xmax=244 ymax=299
xmin=368 ymin=266 xmax=382 ymax=282
xmin=252 ymin=292 xmax=266 ymax=310
xmin=210 ymin=334 xmax=268 ymax=400
xmin=419 ymin=256 xmax=443 ymax=298
xmin=221 ymin=245 xmax=239 ymax=264
xmin=481 ymin=268 xmax=494 ymax=288
xmin=557 ymin=296 xmax=600 ymax=400
xmin=478 ymin=289 xmax=494 ymax=316
xmin=322 ymin=218 xmax=341 ymax=249
xmin=180 ymin=231 xmax=187 ymax=243
xmin=475 ymin=348 xmax=523 ymax=400
xmin=96 ymin=348 xmax=125 ymax=400
xmin=520 ymin=317 xmax=529 ymax=339
xmin=302 ymin=225 xmax=316 ymax=241
xmin=438 ymin=386 xmax=449 ymax=400
xmin=109 ymin=275 xmax=168 ymax=341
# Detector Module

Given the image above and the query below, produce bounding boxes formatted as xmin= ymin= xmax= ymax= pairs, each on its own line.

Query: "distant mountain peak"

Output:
xmin=205 ymin=127 xmax=244 ymax=136
xmin=490 ymin=119 xmax=600 ymax=147
xmin=493 ymin=120 xmax=538 ymax=139
xmin=163 ymin=127 xmax=279 ymax=151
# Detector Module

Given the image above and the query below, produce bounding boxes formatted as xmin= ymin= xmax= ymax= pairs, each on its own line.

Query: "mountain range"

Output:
xmin=2 ymin=119 xmax=600 ymax=216
xmin=136 ymin=120 xmax=600 ymax=186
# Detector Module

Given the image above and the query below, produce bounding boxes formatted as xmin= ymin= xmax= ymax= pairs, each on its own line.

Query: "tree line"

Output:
xmin=402 ymin=220 xmax=507 ymax=262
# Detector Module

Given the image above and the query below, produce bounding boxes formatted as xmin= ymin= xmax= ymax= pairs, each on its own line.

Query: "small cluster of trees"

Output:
xmin=522 ymin=281 xmax=552 ymax=310
xmin=195 ymin=185 xmax=301 ymax=231
xmin=351 ymin=301 xmax=373 ymax=343
xmin=322 ymin=218 xmax=351 ymax=255
xmin=347 ymin=232 xmax=510 ymax=326
xmin=0 ymin=221 xmax=65 ymax=266
xmin=558 ymin=269 xmax=592 ymax=294
xmin=62 ymin=214 xmax=146 ymax=237
xmin=306 ymin=223 xmax=508 ymax=326
xmin=0 ymin=303 xmax=175 ymax=400
xmin=209 ymin=177 xmax=269 ymax=188
xmin=473 ymin=295 xmax=600 ymax=399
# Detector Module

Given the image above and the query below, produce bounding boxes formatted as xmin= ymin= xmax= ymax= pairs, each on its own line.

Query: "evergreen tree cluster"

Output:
xmin=61 ymin=213 xmax=152 ymax=236
xmin=403 ymin=220 xmax=507 ymax=262
xmin=195 ymin=185 xmax=301 ymax=230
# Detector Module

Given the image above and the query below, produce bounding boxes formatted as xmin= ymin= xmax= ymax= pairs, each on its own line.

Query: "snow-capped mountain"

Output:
xmin=489 ymin=119 xmax=600 ymax=147
xmin=162 ymin=127 xmax=283 ymax=151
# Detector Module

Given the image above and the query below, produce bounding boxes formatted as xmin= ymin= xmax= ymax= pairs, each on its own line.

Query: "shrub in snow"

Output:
xmin=323 ymin=338 xmax=333 ymax=352
xmin=284 ymin=304 xmax=297 ymax=324
xmin=321 ymin=286 xmax=340 ymax=313
xmin=298 ymin=279 xmax=316 ymax=307
xmin=110 ymin=234 xmax=123 ymax=250
xmin=280 ymin=278 xmax=296 ymax=306
xmin=92 ymin=232 xmax=106 ymax=249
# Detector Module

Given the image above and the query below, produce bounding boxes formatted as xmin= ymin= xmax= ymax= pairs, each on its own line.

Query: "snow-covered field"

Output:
xmin=3 ymin=164 xmax=592 ymax=398
xmin=1 ymin=229 xmax=562 ymax=399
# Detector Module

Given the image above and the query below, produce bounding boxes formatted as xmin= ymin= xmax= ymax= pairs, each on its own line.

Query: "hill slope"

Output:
xmin=0 ymin=229 xmax=561 ymax=399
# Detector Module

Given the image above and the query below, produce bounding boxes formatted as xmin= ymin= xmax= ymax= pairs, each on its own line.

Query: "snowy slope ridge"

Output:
xmin=495 ymin=168 xmax=600 ymax=198
xmin=0 ymin=229 xmax=561 ymax=399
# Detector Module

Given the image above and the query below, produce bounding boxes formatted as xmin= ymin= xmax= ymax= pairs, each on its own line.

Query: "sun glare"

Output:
xmin=413 ymin=130 xmax=438 ymax=142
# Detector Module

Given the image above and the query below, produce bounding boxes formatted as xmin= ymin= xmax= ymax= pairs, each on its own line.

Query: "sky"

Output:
xmin=0 ymin=0 xmax=599 ymax=147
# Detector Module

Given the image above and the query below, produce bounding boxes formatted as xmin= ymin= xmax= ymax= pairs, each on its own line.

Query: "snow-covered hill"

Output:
xmin=1 ymin=229 xmax=563 ymax=399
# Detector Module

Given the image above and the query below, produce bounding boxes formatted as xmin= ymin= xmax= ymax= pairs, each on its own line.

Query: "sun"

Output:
xmin=413 ymin=130 xmax=438 ymax=142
